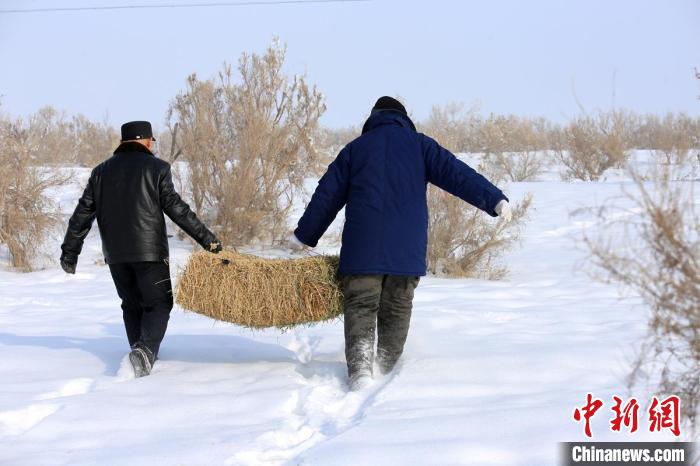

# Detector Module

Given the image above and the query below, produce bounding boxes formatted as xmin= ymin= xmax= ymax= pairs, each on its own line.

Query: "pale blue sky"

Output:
xmin=1 ymin=0 xmax=698 ymax=129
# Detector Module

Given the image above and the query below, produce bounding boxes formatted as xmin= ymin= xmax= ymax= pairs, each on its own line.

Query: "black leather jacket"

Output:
xmin=61 ymin=142 xmax=217 ymax=265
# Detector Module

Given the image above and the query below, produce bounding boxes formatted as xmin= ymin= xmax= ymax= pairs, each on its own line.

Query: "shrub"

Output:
xmin=0 ymin=118 xmax=69 ymax=270
xmin=554 ymin=110 xmax=634 ymax=181
xmin=586 ymin=164 xmax=700 ymax=429
xmin=316 ymin=125 xmax=359 ymax=163
xmin=426 ymin=160 xmax=532 ymax=279
xmin=167 ymin=40 xmax=326 ymax=247
xmin=418 ymin=107 xmax=554 ymax=181
xmin=419 ymin=102 xmax=477 ymax=153
xmin=478 ymin=114 xmax=552 ymax=182
xmin=637 ymin=113 xmax=699 ymax=165
xmin=20 ymin=106 xmax=117 ymax=166
xmin=70 ymin=114 xmax=119 ymax=167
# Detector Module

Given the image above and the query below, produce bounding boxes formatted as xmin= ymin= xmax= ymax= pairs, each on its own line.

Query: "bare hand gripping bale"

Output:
xmin=175 ymin=250 xmax=342 ymax=329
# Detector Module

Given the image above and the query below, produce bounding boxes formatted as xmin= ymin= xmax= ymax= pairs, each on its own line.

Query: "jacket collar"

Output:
xmin=114 ymin=141 xmax=154 ymax=156
xmin=361 ymin=109 xmax=416 ymax=135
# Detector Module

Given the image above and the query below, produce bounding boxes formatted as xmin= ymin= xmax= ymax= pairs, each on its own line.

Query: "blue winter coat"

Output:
xmin=294 ymin=110 xmax=508 ymax=276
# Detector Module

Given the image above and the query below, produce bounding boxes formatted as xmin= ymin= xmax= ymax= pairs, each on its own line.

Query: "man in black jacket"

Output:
xmin=60 ymin=121 xmax=221 ymax=378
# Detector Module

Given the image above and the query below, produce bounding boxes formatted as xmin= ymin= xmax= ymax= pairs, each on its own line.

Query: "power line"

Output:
xmin=0 ymin=0 xmax=369 ymax=14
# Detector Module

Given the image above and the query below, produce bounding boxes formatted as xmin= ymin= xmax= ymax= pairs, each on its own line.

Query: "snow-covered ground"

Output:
xmin=0 ymin=154 xmax=695 ymax=465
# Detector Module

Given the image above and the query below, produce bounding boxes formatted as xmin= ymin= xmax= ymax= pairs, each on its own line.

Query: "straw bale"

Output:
xmin=175 ymin=250 xmax=342 ymax=329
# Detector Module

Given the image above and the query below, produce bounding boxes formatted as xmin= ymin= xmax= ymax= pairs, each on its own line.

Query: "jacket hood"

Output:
xmin=361 ymin=109 xmax=416 ymax=135
xmin=114 ymin=141 xmax=154 ymax=156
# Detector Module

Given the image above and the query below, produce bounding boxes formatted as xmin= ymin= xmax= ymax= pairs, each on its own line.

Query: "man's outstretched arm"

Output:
xmin=159 ymin=164 xmax=221 ymax=252
xmin=422 ymin=134 xmax=508 ymax=217
xmin=60 ymin=170 xmax=97 ymax=273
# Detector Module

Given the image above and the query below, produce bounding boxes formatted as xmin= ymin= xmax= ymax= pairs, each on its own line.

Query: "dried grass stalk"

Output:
xmin=175 ymin=250 xmax=342 ymax=329
xmin=585 ymin=163 xmax=700 ymax=429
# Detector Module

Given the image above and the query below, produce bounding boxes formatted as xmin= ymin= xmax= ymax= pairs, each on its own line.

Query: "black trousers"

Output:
xmin=108 ymin=261 xmax=173 ymax=357
xmin=342 ymin=275 xmax=420 ymax=377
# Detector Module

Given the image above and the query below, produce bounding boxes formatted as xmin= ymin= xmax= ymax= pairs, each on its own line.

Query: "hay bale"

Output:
xmin=175 ymin=250 xmax=342 ymax=329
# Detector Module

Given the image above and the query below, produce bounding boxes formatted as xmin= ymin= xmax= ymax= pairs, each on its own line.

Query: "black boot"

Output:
xmin=129 ymin=342 xmax=156 ymax=378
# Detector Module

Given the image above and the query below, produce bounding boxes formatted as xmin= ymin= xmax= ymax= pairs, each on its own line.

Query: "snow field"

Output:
xmin=1 ymin=153 xmax=695 ymax=465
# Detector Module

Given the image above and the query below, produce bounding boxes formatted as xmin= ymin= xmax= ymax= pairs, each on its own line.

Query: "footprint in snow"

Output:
xmin=0 ymin=404 xmax=61 ymax=437
xmin=35 ymin=377 xmax=94 ymax=400
xmin=0 ymin=375 xmax=98 ymax=438
xmin=229 ymin=351 xmax=400 ymax=465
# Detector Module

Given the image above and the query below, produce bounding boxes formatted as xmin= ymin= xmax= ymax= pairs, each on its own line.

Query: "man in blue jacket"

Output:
xmin=290 ymin=97 xmax=511 ymax=390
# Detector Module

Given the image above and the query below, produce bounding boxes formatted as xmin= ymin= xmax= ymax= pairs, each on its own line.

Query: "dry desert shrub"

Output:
xmin=427 ymin=185 xmax=532 ymax=279
xmin=478 ymin=114 xmax=552 ymax=181
xmin=0 ymin=118 xmax=69 ymax=270
xmin=553 ymin=110 xmax=634 ymax=181
xmin=316 ymin=125 xmax=360 ymax=163
xmin=586 ymin=164 xmax=700 ymax=429
xmin=637 ymin=113 xmax=699 ymax=165
xmin=167 ymin=40 xmax=326 ymax=247
xmin=426 ymin=153 xmax=533 ymax=279
xmin=483 ymin=150 xmax=546 ymax=183
xmin=20 ymin=106 xmax=117 ymax=166
xmin=419 ymin=102 xmax=477 ymax=153
xmin=418 ymin=106 xmax=553 ymax=181
xmin=69 ymin=114 xmax=119 ymax=167
xmin=24 ymin=107 xmax=74 ymax=164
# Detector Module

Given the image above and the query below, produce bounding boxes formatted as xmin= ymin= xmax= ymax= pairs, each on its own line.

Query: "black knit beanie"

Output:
xmin=372 ymin=96 xmax=407 ymax=115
